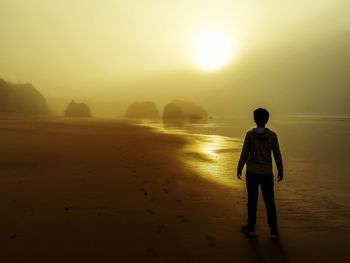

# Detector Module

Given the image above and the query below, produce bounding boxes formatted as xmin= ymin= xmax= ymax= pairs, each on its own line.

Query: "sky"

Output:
xmin=0 ymin=0 xmax=349 ymax=116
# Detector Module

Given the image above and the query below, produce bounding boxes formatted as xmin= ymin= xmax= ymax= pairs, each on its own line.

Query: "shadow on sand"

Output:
xmin=245 ymin=236 xmax=288 ymax=263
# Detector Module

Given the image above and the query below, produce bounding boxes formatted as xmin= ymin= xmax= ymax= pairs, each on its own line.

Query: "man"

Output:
xmin=237 ymin=108 xmax=283 ymax=239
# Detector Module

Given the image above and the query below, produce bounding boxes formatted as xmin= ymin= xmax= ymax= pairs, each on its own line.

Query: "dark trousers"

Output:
xmin=246 ymin=172 xmax=278 ymax=231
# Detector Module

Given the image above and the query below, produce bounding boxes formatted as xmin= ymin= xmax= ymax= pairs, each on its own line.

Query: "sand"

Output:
xmin=0 ymin=116 xmax=349 ymax=262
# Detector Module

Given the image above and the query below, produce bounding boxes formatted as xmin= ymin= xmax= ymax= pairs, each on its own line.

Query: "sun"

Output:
xmin=194 ymin=32 xmax=233 ymax=71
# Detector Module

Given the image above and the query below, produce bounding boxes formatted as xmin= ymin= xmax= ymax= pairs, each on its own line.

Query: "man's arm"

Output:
xmin=237 ymin=133 xmax=250 ymax=180
xmin=272 ymin=133 xmax=284 ymax=181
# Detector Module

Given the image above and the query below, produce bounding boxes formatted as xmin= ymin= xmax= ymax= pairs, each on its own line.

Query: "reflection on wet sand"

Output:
xmin=181 ymin=133 xmax=242 ymax=187
xmin=141 ymin=121 xmax=242 ymax=187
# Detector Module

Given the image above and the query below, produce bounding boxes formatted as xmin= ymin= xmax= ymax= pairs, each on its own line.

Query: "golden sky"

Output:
xmin=0 ymin=0 xmax=349 ymax=115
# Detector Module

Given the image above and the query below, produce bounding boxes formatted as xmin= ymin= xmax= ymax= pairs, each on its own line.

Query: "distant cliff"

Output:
xmin=0 ymin=78 xmax=50 ymax=115
xmin=64 ymin=100 xmax=92 ymax=117
xmin=124 ymin=101 xmax=160 ymax=119
xmin=162 ymin=100 xmax=208 ymax=122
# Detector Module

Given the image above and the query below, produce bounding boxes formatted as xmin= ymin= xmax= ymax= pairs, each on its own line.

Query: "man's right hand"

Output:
xmin=237 ymin=171 xmax=242 ymax=180
xmin=277 ymin=172 xmax=283 ymax=182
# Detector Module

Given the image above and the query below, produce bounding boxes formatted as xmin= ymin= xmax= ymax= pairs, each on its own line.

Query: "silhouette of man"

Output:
xmin=237 ymin=108 xmax=283 ymax=239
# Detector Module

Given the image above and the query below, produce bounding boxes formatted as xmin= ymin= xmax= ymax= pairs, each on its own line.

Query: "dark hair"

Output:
xmin=254 ymin=108 xmax=269 ymax=126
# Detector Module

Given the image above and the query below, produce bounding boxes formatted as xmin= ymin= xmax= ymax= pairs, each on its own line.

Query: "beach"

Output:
xmin=0 ymin=116 xmax=349 ymax=262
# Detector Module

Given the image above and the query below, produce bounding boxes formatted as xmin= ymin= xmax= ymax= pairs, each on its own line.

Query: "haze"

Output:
xmin=0 ymin=0 xmax=349 ymax=116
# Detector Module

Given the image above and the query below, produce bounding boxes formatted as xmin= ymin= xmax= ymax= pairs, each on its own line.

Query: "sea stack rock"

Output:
xmin=0 ymin=78 xmax=50 ymax=115
xmin=162 ymin=100 xmax=208 ymax=122
xmin=124 ymin=101 xmax=160 ymax=119
xmin=64 ymin=100 xmax=92 ymax=118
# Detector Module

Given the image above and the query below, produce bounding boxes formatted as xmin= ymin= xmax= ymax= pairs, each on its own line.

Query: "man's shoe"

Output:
xmin=241 ymin=225 xmax=256 ymax=237
xmin=270 ymin=229 xmax=279 ymax=239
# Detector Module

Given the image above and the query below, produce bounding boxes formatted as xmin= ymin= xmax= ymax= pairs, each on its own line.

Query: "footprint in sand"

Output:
xmin=164 ymin=179 xmax=170 ymax=184
xmin=147 ymin=248 xmax=158 ymax=258
xmin=176 ymin=214 xmax=187 ymax=223
xmin=156 ymin=224 xmax=166 ymax=234
xmin=163 ymin=188 xmax=169 ymax=194
xmin=146 ymin=209 xmax=155 ymax=215
xmin=154 ymin=172 xmax=159 ymax=177
xmin=10 ymin=234 xmax=17 ymax=239
xmin=205 ymin=236 xmax=216 ymax=247
xmin=150 ymin=196 xmax=157 ymax=202
xmin=132 ymin=170 xmax=139 ymax=178
xmin=176 ymin=199 xmax=183 ymax=205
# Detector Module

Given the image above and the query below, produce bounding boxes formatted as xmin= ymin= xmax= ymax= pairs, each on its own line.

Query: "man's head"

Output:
xmin=253 ymin=108 xmax=269 ymax=127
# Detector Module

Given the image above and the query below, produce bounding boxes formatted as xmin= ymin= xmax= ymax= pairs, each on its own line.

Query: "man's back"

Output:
xmin=237 ymin=108 xmax=283 ymax=239
xmin=238 ymin=128 xmax=283 ymax=175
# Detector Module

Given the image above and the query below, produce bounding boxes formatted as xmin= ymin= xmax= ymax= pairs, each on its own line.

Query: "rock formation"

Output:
xmin=64 ymin=100 xmax=92 ymax=118
xmin=0 ymin=78 xmax=50 ymax=115
xmin=124 ymin=101 xmax=160 ymax=119
xmin=162 ymin=100 xmax=208 ymax=122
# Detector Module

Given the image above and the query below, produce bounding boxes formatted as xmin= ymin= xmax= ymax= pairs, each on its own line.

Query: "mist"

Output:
xmin=0 ymin=0 xmax=349 ymax=117
xmin=1 ymin=2 xmax=350 ymax=261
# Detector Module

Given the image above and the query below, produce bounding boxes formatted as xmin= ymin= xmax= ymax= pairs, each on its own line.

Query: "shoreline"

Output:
xmin=136 ymin=121 xmax=244 ymax=187
xmin=0 ymin=116 xmax=349 ymax=262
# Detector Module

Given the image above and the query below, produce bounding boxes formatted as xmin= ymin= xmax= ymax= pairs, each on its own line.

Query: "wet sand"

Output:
xmin=0 ymin=116 xmax=349 ymax=262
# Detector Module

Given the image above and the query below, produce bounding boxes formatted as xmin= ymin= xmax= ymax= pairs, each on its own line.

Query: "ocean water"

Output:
xmin=142 ymin=115 xmax=350 ymax=231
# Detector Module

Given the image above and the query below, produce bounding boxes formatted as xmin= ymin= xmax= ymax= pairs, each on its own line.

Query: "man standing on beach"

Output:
xmin=237 ymin=108 xmax=283 ymax=239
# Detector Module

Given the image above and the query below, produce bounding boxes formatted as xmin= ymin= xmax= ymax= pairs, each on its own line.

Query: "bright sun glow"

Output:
xmin=195 ymin=32 xmax=233 ymax=71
